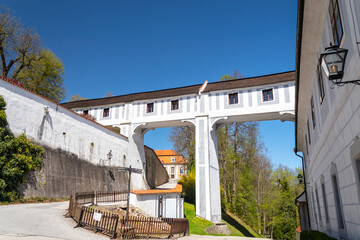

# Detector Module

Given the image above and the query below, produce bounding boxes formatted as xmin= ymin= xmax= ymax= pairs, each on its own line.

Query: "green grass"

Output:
xmin=184 ymin=202 xmax=263 ymax=238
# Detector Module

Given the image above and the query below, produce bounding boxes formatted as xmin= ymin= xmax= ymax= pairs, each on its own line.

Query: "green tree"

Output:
xmin=15 ymin=49 xmax=65 ymax=102
xmin=0 ymin=8 xmax=41 ymax=78
xmin=0 ymin=96 xmax=44 ymax=201
xmin=0 ymin=8 xmax=66 ymax=102
xmin=168 ymin=126 xmax=195 ymax=167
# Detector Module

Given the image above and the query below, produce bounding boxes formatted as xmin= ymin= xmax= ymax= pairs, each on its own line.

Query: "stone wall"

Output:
xmin=145 ymin=146 xmax=169 ymax=189
xmin=20 ymin=146 xmax=129 ymax=198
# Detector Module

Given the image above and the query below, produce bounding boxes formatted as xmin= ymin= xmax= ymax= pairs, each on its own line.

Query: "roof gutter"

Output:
xmin=295 ymin=0 xmax=305 ymax=152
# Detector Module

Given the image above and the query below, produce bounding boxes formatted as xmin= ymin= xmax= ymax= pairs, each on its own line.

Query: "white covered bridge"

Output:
xmin=62 ymin=71 xmax=296 ymax=223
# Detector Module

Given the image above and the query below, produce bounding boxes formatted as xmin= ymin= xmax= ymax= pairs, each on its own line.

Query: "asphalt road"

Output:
xmin=0 ymin=201 xmax=107 ymax=240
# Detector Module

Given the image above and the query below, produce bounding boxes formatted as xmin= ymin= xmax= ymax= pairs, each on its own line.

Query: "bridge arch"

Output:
xmin=62 ymin=71 xmax=296 ymax=223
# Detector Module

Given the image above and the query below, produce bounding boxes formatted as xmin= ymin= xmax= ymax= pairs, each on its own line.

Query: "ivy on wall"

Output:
xmin=0 ymin=95 xmax=44 ymax=202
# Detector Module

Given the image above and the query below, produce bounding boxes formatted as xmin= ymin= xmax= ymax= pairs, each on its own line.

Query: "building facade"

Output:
xmin=295 ymin=0 xmax=360 ymax=238
xmin=154 ymin=150 xmax=187 ymax=180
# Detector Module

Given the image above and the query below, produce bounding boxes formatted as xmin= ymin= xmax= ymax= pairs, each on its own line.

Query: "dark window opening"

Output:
xmin=228 ymin=93 xmax=238 ymax=105
xmin=147 ymin=103 xmax=154 ymax=113
xmin=311 ymin=97 xmax=316 ymax=129
xmin=262 ymin=89 xmax=274 ymax=102
xmin=171 ymin=100 xmax=179 ymax=111
xmin=322 ymin=182 xmax=330 ymax=224
xmin=332 ymin=174 xmax=345 ymax=229
xmin=307 ymin=120 xmax=311 ymax=145
xmin=103 ymin=108 xmax=109 ymax=118
xmin=317 ymin=64 xmax=325 ymax=104
xmin=83 ymin=110 xmax=89 ymax=115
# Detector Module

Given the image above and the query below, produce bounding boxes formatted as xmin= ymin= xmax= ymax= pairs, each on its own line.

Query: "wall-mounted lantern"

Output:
xmin=297 ymin=173 xmax=303 ymax=185
xmin=320 ymin=45 xmax=360 ymax=86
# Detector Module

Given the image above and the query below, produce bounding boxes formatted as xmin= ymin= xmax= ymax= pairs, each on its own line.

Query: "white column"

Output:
xmin=127 ymin=123 xmax=150 ymax=190
xmin=195 ymin=115 xmax=222 ymax=222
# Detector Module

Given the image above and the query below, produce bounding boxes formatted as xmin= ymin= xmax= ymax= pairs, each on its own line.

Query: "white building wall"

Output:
xmin=299 ymin=0 xmax=360 ymax=238
xmin=129 ymin=192 xmax=184 ymax=218
xmin=74 ymin=82 xmax=295 ymax=136
xmin=0 ymin=80 xmax=148 ymax=189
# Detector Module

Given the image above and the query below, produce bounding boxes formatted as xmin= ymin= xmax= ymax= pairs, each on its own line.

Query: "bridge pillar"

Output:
xmin=195 ymin=116 xmax=222 ymax=222
xmin=127 ymin=123 xmax=150 ymax=190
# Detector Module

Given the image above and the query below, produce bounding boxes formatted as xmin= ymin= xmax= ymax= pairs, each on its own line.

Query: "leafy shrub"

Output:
xmin=178 ymin=166 xmax=195 ymax=204
xmin=300 ymin=230 xmax=336 ymax=240
xmin=0 ymin=95 xmax=44 ymax=201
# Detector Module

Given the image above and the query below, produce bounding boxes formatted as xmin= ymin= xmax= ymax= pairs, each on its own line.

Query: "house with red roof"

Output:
xmin=154 ymin=150 xmax=188 ymax=180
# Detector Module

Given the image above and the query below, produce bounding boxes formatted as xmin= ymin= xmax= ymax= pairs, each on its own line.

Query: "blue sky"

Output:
xmin=2 ymin=0 xmax=301 ymax=169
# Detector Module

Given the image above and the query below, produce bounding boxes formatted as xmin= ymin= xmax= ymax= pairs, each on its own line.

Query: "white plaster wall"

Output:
xmin=0 ymin=80 xmax=133 ymax=169
xmin=129 ymin=193 xmax=183 ymax=218
xmin=74 ymin=82 xmax=295 ymax=137
xmin=300 ymin=0 xmax=360 ymax=238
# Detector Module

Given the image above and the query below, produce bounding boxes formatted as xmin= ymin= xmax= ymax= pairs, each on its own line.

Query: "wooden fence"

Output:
xmin=118 ymin=216 xmax=189 ymax=239
xmin=77 ymin=206 xmax=119 ymax=238
xmin=68 ymin=191 xmax=189 ymax=239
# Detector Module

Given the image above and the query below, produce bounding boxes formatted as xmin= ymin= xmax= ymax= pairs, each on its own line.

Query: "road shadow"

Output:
xmin=221 ymin=211 xmax=255 ymax=237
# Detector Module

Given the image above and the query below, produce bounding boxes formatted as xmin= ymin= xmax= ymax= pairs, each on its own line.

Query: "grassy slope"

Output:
xmin=184 ymin=202 xmax=263 ymax=238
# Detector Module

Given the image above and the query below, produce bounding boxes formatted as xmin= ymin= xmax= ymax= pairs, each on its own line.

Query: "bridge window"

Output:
xmin=103 ymin=108 xmax=109 ymax=118
xmin=262 ymin=89 xmax=274 ymax=102
xmin=83 ymin=110 xmax=89 ymax=115
xmin=329 ymin=0 xmax=343 ymax=46
xmin=228 ymin=93 xmax=238 ymax=105
xmin=147 ymin=103 xmax=154 ymax=113
xmin=171 ymin=99 xmax=179 ymax=111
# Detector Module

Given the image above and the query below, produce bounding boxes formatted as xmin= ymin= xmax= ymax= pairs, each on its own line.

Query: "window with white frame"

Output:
xmin=228 ymin=93 xmax=238 ymax=105
xmin=262 ymin=89 xmax=274 ymax=102
xmin=171 ymin=99 xmax=179 ymax=111
xmin=317 ymin=64 xmax=325 ymax=104
xmin=180 ymin=166 xmax=184 ymax=174
xmin=171 ymin=167 xmax=175 ymax=179
xmin=332 ymin=173 xmax=345 ymax=230
xmin=103 ymin=108 xmax=109 ymax=118
xmin=321 ymin=176 xmax=330 ymax=225
xmin=315 ymin=186 xmax=322 ymax=227
xmin=171 ymin=157 xmax=175 ymax=162
xmin=307 ymin=120 xmax=311 ymax=145
xmin=329 ymin=0 xmax=343 ymax=46
xmin=146 ymin=103 xmax=154 ymax=113
xmin=311 ymin=96 xmax=316 ymax=129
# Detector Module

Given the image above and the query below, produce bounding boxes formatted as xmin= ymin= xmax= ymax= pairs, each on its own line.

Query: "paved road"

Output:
xmin=0 ymin=201 xmax=107 ymax=240
xmin=0 ymin=201 xmax=265 ymax=240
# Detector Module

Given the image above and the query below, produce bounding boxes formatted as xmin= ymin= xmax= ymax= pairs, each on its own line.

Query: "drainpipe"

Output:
xmin=295 ymin=150 xmax=311 ymax=240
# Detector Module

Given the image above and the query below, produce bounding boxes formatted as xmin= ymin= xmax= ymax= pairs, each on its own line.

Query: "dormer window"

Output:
xmin=171 ymin=157 xmax=175 ymax=162
xmin=228 ymin=93 xmax=238 ymax=105
xmin=103 ymin=108 xmax=109 ymax=118
xmin=171 ymin=100 xmax=179 ymax=111
xmin=262 ymin=89 xmax=274 ymax=102
xmin=147 ymin=103 xmax=154 ymax=113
